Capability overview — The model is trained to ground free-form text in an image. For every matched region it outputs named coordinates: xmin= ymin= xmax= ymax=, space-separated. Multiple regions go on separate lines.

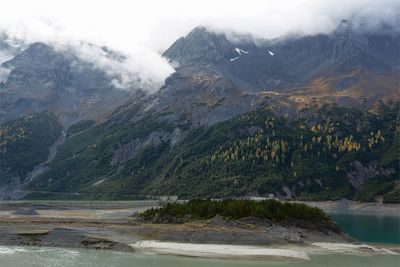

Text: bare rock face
xmin=110 ymin=128 xmax=187 ymax=166
xmin=347 ymin=160 xmax=396 ymax=189
xmin=0 ymin=42 xmax=133 ymax=124
xmin=163 ymin=23 xmax=400 ymax=102
xmin=347 ymin=160 xmax=378 ymax=189
xmin=163 ymin=26 xmax=236 ymax=66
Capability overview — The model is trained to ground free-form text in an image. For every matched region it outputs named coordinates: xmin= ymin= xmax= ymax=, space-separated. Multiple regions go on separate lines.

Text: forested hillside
xmin=0 ymin=112 xmax=62 ymax=185
xmin=26 ymin=103 xmax=399 ymax=202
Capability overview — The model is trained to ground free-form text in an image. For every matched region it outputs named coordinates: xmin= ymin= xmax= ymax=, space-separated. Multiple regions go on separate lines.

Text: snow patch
xmin=312 ymin=242 xmax=398 ymax=255
xmin=235 ymin=48 xmax=249 ymax=56
xmin=0 ymin=50 xmax=15 ymax=82
xmin=92 ymin=179 xmax=106 ymax=186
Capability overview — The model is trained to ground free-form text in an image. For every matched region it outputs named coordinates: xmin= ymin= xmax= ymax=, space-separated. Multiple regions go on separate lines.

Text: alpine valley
xmin=0 ymin=21 xmax=399 ymax=202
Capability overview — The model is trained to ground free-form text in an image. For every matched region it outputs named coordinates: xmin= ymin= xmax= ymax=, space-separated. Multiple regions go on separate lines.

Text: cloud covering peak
xmin=1 ymin=0 xmax=399 ymax=90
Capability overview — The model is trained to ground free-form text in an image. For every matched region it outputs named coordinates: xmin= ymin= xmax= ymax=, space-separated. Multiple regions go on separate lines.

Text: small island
xmin=130 ymin=199 xmax=355 ymax=259
xmin=139 ymin=199 xmax=345 ymax=243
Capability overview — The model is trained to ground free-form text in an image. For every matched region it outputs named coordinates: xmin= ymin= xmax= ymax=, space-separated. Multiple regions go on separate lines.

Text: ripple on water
xmin=0 ymin=246 xmax=399 ymax=267
xmin=0 ymin=246 xmax=29 ymax=255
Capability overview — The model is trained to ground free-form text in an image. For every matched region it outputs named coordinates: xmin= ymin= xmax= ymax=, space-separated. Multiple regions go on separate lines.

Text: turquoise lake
xmin=0 ymin=246 xmax=400 ymax=267
xmin=329 ymin=212 xmax=400 ymax=244
xmin=0 ymin=245 xmax=399 ymax=267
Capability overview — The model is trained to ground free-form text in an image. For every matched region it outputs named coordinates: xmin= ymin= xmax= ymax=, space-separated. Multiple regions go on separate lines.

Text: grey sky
xmin=1 ymin=0 xmax=398 ymax=90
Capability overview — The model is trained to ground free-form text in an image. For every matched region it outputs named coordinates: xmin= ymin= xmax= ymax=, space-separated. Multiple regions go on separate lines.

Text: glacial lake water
xmin=0 ymin=245 xmax=399 ymax=267
xmin=329 ymin=212 xmax=400 ymax=244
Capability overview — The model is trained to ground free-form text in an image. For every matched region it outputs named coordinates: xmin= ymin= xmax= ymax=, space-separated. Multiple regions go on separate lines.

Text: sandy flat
xmin=311 ymin=242 xmax=398 ymax=255
xmin=131 ymin=241 xmax=399 ymax=260
xmin=130 ymin=241 xmax=311 ymax=260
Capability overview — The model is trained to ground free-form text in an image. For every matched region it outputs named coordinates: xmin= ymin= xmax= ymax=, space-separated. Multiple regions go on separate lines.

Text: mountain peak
xmin=335 ymin=20 xmax=353 ymax=33
xmin=3 ymin=42 xmax=65 ymax=69
xmin=186 ymin=26 xmax=210 ymax=37
xmin=163 ymin=26 xmax=234 ymax=66
xmin=331 ymin=20 xmax=360 ymax=40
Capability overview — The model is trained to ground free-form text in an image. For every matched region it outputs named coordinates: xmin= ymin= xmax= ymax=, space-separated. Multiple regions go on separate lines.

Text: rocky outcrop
xmin=0 ymin=42 xmax=133 ymax=124
xmin=347 ymin=160 xmax=396 ymax=189
xmin=138 ymin=217 xmax=351 ymax=245
xmin=110 ymin=128 xmax=187 ymax=166
xmin=163 ymin=26 xmax=236 ymax=66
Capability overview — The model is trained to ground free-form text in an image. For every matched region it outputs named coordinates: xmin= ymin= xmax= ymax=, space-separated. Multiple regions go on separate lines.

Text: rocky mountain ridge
xmin=0 ymin=42 xmax=138 ymax=126
xmin=0 ymin=21 xmax=399 ymax=200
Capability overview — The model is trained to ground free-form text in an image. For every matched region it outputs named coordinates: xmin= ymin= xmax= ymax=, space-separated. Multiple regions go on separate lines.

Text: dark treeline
xmin=141 ymin=199 xmax=329 ymax=222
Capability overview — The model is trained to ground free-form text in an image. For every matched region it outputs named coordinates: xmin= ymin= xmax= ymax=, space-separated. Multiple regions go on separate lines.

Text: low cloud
xmin=61 ymin=43 xmax=174 ymax=92
xmin=0 ymin=51 xmax=14 ymax=64
xmin=0 ymin=66 xmax=11 ymax=83
xmin=0 ymin=50 xmax=16 ymax=83
xmin=0 ymin=0 xmax=398 ymax=90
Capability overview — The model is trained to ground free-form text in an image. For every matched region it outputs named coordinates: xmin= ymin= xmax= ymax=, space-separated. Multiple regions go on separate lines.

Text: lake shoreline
xmin=0 ymin=200 xmax=398 ymax=260
xmin=298 ymin=201 xmax=400 ymax=216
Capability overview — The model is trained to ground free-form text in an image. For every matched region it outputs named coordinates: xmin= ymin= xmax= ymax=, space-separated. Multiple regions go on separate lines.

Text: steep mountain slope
xmin=24 ymin=102 xmax=190 ymax=198
xmin=0 ymin=112 xmax=62 ymax=199
xmin=2 ymin=21 xmax=399 ymax=201
xmin=0 ymin=42 xmax=135 ymax=125
xmin=143 ymin=21 xmax=399 ymax=133
xmin=0 ymin=41 xmax=145 ymax=199
xmin=26 ymin=103 xmax=399 ymax=202
xmin=164 ymin=21 xmax=399 ymax=102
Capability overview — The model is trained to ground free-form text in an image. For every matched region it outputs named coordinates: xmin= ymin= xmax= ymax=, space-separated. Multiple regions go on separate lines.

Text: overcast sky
xmin=1 ymin=0 xmax=399 ymax=90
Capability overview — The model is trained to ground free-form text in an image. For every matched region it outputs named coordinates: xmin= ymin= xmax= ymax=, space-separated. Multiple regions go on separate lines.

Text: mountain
xmin=24 ymin=102 xmax=399 ymax=202
xmin=0 ymin=41 xmax=144 ymax=198
xmin=152 ymin=21 xmax=399 ymax=127
xmin=0 ymin=112 xmax=62 ymax=199
xmin=165 ymin=21 xmax=399 ymax=92
xmin=0 ymin=21 xmax=399 ymax=201
xmin=0 ymin=42 xmax=136 ymax=125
